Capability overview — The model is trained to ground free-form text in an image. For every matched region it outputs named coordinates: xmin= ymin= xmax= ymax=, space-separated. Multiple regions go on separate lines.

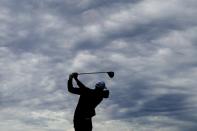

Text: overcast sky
xmin=1 ymin=0 xmax=197 ymax=131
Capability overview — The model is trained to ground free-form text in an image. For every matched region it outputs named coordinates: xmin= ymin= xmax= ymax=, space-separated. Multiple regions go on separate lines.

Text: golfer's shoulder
xmin=102 ymin=90 xmax=109 ymax=98
xmin=81 ymin=86 xmax=93 ymax=93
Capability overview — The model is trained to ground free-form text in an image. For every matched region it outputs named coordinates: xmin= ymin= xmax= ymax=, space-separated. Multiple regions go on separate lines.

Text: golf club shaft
xmin=78 ymin=72 xmax=108 ymax=75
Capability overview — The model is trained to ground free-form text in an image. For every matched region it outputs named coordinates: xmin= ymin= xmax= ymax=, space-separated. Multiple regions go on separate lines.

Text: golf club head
xmin=107 ymin=71 xmax=114 ymax=78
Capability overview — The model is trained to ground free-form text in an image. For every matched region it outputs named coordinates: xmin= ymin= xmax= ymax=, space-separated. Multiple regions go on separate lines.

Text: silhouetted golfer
xmin=68 ymin=72 xmax=109 ymax=131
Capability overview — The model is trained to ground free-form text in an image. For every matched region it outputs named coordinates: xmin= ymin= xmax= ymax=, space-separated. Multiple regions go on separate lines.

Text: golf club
xmin=78 ymin=71 xmax=114 ymax=78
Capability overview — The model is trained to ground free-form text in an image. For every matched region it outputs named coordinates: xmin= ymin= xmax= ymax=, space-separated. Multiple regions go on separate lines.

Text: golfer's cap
xmin=95 ymin=81 xmax=106 ymax=89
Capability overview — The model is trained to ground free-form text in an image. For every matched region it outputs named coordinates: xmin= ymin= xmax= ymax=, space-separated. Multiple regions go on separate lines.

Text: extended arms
xmin=67 ymin=73 xmax=88 ymax=94
xmin=67 ymin=73 xmax=80 ymax=94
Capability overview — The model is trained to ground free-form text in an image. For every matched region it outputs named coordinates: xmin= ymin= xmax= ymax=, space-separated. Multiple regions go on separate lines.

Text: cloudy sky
xmin=1 ymin=0 xmax=197 ymax=131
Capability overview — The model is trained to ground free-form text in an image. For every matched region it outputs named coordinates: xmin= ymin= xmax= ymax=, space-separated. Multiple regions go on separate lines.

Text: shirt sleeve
xmin=67 ymin=78 xmax=81 ymax=95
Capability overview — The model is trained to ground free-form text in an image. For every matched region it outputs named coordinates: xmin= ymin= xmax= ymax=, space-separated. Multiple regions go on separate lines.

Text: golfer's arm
xmin=67 ymin=78 xmax=80 ymax=94
xmin=74 ymin=78 xmax=87 ymax=89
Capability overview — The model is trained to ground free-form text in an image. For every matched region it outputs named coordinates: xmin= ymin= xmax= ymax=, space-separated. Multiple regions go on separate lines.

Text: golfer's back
xmin=74 ymin=88 xmax=109 ymax=119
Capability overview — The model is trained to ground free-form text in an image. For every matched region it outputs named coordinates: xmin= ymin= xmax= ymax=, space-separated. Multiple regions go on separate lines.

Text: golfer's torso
xmin=74 ymin=91 xmax=103 ymax=118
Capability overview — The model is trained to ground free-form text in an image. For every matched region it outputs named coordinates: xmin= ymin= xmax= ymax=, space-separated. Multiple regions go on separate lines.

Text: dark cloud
xmin=1 ymin=0 xmax=197 ymax=130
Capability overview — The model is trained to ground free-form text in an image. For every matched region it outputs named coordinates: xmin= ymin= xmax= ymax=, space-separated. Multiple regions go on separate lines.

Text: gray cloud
xmin=1 ymin=0 xmax=197 ymax=131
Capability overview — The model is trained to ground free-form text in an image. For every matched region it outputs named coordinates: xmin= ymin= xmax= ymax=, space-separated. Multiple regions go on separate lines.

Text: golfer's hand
xmin=72 ymin=72 xmax=78 ymax=79
xmin=69 ymin=74 xmax=73 ymax=79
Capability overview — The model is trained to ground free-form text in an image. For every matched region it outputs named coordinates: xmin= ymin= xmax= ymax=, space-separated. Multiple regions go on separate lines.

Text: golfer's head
xmin=95 ymin=81 xmax=106 ymax=90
